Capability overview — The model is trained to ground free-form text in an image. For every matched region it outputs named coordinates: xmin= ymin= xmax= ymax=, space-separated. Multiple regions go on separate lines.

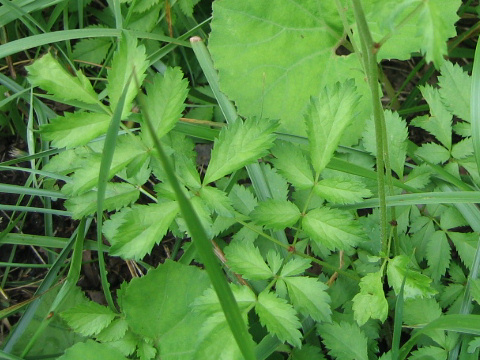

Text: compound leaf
xmin=352 ymin=271 xmax=388 ymax=326
xmin=426 ymin=231 xmax=451 ymax=283
xmin=61 ymin=301 xmax=117 ymax=337
xmin=250 ymin=199 xmax=301 ymax=230
xmin=318 ymin=321 xmax=368 ymax=360
xmin=314 ymin=177 xmax=372 ymax=205
xmin=224 ymin=241 xmax=273 ymax=280
xmin=271 ymin=142 xmax=314 ymax=190
xmin=283 ymin=276 xmax=332 ymax=323
xmin=414 ymin=142 xmax=450 ymax=164
xmin=203 ymin=117 xmax=278 ymax=184
xmin=27 ymin=52 xmax=99 ymax=105
xmin=302 ymin=207 xmax=367 ymax=251
xmin=106 ymin=201 xmax=179 ymax=260
xmin=438 ymin=61 xmax=471 ymax=122
xmin=107 ymin=33 xmax=148 ymax=119
xmin=305 ymin=80 xmax=360 ymax=175
xmin=255 ymin=291 xmax=302 ymax=348
xmin=280 ymin=257 xmax=312 ymax=277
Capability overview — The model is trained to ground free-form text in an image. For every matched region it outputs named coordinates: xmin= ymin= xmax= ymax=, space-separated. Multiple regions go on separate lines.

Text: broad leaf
xmin=61 ymin=301 xmax=117 ymax=337
xmin=72 ymin=37 xmax=112 ymax=67
xmin=106 ymin=201 xmax=179 ymax=260
xmin=193 ymin=284 xmax=256 ymax=316
xmin=199 ymin=186 xmax=235 ymax=217
xmin=280 ymin=257 xmax=312 ymax=277
xmin=451 ymin=138 xmax=473 ymax=160
xmin=426 ymin=231 xmax=451 ymax=282
xmin=224 ymin=241 xmax=273 ymax=280
xmin=449 ymin=232 xmax=479 ymax=270
xmin=314 ymin=177 xmax=372 ymax=205
xmin=283 ymin=276 xmax=332 ymax=323
xmin=95 ymin=318 xmax=129 ymax=342
xmin=414 ymin=142 xmax=450 ymax=164
xmin=40 ymin=112 xmax=111 ymax=149
xmin=403 ymin=297 xmax=444 ymax=346
xmin=438 ymin=61 xmax=471 ymax=122
xmin=271 ymin=142 xmax=314 ymax=190
xmin=352 ymin=271 xmax=388 ymax=326
xmin=262 ymin=163 xmax=289 ymax=201
xmin=250 ymin=199 xmax=301 ymax=230
xmin=65 ymin=182 xmax=139 ymax=219
xmin=203 ymin=117 xmax=278 ymax=184
xmin=305 ymin=80 xmax=360 ymax=175
xmin=387 ymin=255 xmax=436 ymax=299
xmin=27 ymin=52 xmax=99 ymax=105
xmin=142 ymin=67 xmax=189 ymax=146
xmin=318 ymin=321 xmax=368 ymax=360
xmin=229 ymin=184 xmax=258 ymax=215
xmin=107 ymin=33 xmax=148 ymax=119
xmin=121 ymin=261 xmax=211 ymax=359
xmin=255 ymin=291 xmax=302 ymax=347
xmin=58 ymin=340 xmax=128 ymax=360
xmin=302 ymin=207 xmax=367 ymax=251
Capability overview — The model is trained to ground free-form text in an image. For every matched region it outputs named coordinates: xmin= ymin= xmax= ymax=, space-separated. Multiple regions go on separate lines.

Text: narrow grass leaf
xmin=203 ymin=117 xmax=278 ymax=184
xmin=27 ymin=52 xmax=99 ymax=105
xmin=305 ymin=80 xmax=360 ymax=175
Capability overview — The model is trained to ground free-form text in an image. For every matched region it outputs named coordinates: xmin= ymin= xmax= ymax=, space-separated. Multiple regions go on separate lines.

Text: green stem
xmin=351 ymin=0 xmax=388 ymax=254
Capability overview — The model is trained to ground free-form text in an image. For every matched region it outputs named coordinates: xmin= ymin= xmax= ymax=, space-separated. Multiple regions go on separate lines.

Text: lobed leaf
xmin=414 ymin=142 xmax=450 ymax=164
xmin=318 ymin=321 xmax=368 ymax=360
xmin=250 ymin=199 xmax=301 ymax=230
xmin=61 ymin=301 xmax=117 ymax=337
xmin=352 ymin=271 xmax=388 ymax=326
xmin=224 ymin=241 xmax=273 ymax=280
xmin=271 ymin=142 xmax=314 ymax=190
xmin=314 ymin=177 xmax=372 ymax=205
xmin=203 ymin=117 xmax=278 ymax=184
xmin=438 ymin=61 xmax=471 ymax=122
xmin=280 ymin=257 xmax=312 ymax=277
xmin=57 ymin=340 xmax=128 ymax=360
xmin=426 ymin=231 xmax=451 ymax=283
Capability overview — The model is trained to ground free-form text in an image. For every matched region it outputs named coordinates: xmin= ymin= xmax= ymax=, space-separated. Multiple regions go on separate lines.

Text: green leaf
xmin=404 ymin=164 xmax=431 ymax=189
xmin=121 ymin=261 xmax=211 ymax=359
xmin=413 ymin=86 xmax=452 ymax=149
xmin=224 ymin=241 xmax=273 ymax=280
xmin=314 ymin=177 xmax=372 ymax=205
xmin=250 ymin=199 xmax=301 ymax=230
xmin=409 ymin=346 xmax=447 ymax=360
xmin=27 ymin=52 xmax=99 ymax=105
xmin=261 ymin=163 xmax=289 ymax=201
xmin=107 ymin=32 xmax=148 ymax=119
xmin=302 ymin=207 xmax=367 ymax=251
xmin=58 ymin=340 xmax=128 ymax=360
xmin=403 ymin=297 xmax=444 ymax=347
xmin=438 ymin=61 xmax=471 ymax=122
xmin=199 ymin=186 xmax=235 ymax=217
xmin=449 ymin=232 xmax=479 ymax=270
xmin=137 ymin=341 xmax=156 ymax=360
xmin=451 ymin=137 xmax=473 ymax=160
xmin=40 ymin=112 xmax=111 ymax=149
xmin=471 ymin=279 xmax=480 ymax=305
xmin=95 ymin=318 xmax=129 ymax=342
xmin=363 ymin=110 xmax=408 ymax=177
xmin=229 ymin=184 xmax=258 ymax=215
xmin=193 ymin=284 xmax=256 ymax=316
xmin=132 ymin=0 xmax=160 ymax=13
xmin=305 ymin=80 xmax=361 ymax=175
xmin=467 ymin=337 xmax=480 ymax=353
xmin=283 ymin=276 xmax=332 ymax=323
xmin=142 ymin=67 xmax=189 ymax=145
xmin=61 ymin=301 xmax=117 ymax=337
xmin=255 ymin=291 xmax=302 ymax=347
xmin=318 ymin=321 xmax=368 ymax=360
xmin=426 ymin=231 xmax=451 ymax=282
xmin=352 ymin=271 xmax=388 ymax=326
xmin=65 ymin=182 xmax=140 ymax=220
xmin=280 ymin=257 xmax=312 ymax=277
xmin=271 ymin=142 xmax=314 ymax=190
xmin=203 ymin=117 xmax=278 ymax=184
xmin=266 ymin=250 xmax=283 ymax=275
xmin=106 ymin=201 xmax=179 ymax=260
xmin=291 ymin=345 xmax=326 ymax=360
xmin=417 ymin=0 xmax=461 ymax=68
xmin=72 ymin=37 xmax=112 ymax=67
xmin=415 ymin=142 xmax=450 ymax=164
xmin=178 ymin=0 xmax=201 ymax=17
xmin=387 ymin=255 xmax=436 ymax=299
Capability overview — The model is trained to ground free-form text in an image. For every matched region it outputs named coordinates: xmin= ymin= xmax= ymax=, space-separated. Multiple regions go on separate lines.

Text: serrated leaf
xmin=224 ymin=241 xmax=273 ymax=280
xmin=403 ymin=297 xmax=444 ymax=347
xmin=178 ymin=0 xmax=201 ymax=17
xmin=40 ymin=112 xmax=110 ymax=149
xmin=271 ymin=142 xmax=314 ymax=190
xmin=280 ymin=257 xmax=312 ymax=277
xmin=283 ymin=276 xmax=331 ymax=323
xmin=250 ymin=199 xmax=301 ymax=230
xmin=266 ymin=250 xmax=282 ymax=275
xmin=363 ymin=110 xmax=408 ymax=177
xmin=107 ymin=33 xmax=148 ymax=119
xmin=414 ymin=142 xmax=450 ymax=164
xmin=449 ymin=232 xmax=478 ymax=270
xmin=199 ymin=186 xmax=235 ymax=217
xmin=318 ymin=321 xmax=368 ymax=360
xmin=106 ymin=201 xmax=179 ymax=260
xmin=438 ymin=61 xmax=471 ymax=122
xmin=72 ymin=37 xmax=112 ymax=66
xmin=417 ymin=0 xmax=461 ymax=68
xmin=122 ymin=261 xmax=210 ymax=358
xmin=352 ymin=271 xmax=388 ymax=326
xmin=471 ymin=279 xmax=480 ymax=305
xmin=142 ymin=67 xmax=188 ymax=146
xmin=404 ymin=164 xmax=431 ymax=189
xmin=413 ymin=86 xmax=452 ymax=149
xmin=65 ymin=182 xmax=140 ymax=219
xmin=451 ymin=137 xmax=473 ymax=160
xmin=387 ymin=255 xmax=436 ymax=299
xmin=193 ymin=284 xmax=256 ymax=316
xmin=203 ymin=117 xmax=278 ymax=184
xmin=137 ymin=341 xmax=156 ymax=360
xmin=61 ymin=302 xmax=117 ymax=336
xmin=27 ymin=52 xmax=99 ymax=105
xmin=229 ymin=184 xmax=258 ymax=215
xmin=426 ymin=231 xmax=451 ymax=282
xmin=57 ymin=340 xmax=128 ymax=360
xmin=291 ymin=345 xmax=326 ymax=360
xmin=255 ymin=291 xmax=302 ymax=347
xmin=95 ymin=318 xmax=129 ymax=342
xmin=132 ymin=0 xmax=161 ymax=13
xmin=305 ymin=80 xmax=360 ymax=175
xmin=302 ymin=207 xmax=367 ymax=251
xmin=314 ymin=177 xmax=372 ymax=204
xmin=409 ymin=346 xmax=447 ymax=360
xmin=468 ymin=337 xmax=480 ymax=353
xmin=261 ymin=163 xmax=289 ymax=201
